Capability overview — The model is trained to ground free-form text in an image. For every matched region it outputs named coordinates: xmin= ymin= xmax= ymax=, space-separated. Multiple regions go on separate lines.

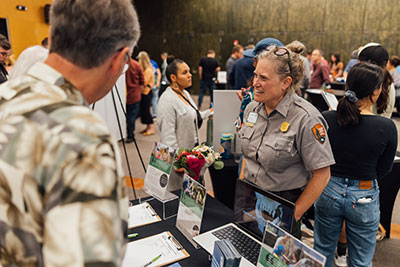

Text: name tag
xmin=245 ymin=112 xmax=258 ymax=127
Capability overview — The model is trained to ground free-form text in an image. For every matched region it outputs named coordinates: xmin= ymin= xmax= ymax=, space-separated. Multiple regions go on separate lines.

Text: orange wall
xmin=0 ymin=0 xmax=51 ymax=57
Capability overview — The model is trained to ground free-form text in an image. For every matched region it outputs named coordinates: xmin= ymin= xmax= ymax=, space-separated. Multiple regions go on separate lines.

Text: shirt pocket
xmin=261 ymin=137 xmax=297 ymax=173
xmin=239 ymin=126 xmax=255 ymax=156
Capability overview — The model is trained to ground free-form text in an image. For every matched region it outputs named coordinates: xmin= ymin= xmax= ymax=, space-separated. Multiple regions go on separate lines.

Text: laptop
xmin=193 ymin=179 xmax=295 ymax=267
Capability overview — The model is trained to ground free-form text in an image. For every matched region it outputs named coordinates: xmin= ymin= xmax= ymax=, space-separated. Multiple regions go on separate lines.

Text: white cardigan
xmin=157 ymin=87 xmax=211 ymax=149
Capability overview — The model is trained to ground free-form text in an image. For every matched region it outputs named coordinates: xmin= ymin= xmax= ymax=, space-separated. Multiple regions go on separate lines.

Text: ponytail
xmin=336 ymin=89 xmax=362 ymax=127
xmin=375 ymin=67 xmax=393 ymax=114
xmin=336 ymin=62 xmax=383 ymax=127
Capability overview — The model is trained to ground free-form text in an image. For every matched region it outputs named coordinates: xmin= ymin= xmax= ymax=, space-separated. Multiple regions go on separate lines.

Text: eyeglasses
xmin=0 ymin=52 xmax=9 ymax=57
xmin=265 ymin=44 xmax=293 ymax=76
xmin=117 ymin=47 xmax=130 ymax=63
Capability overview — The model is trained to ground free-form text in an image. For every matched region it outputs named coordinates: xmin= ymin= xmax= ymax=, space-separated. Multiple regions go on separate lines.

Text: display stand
xmin=143 ymin=142 xmax=181 ymax=220
xmin=144 ymin=190 xmax=179 ymax=220
xmin=134 ymin=191 xmax=179 ymax=221
xmin=176 ymin=173 xmax=207 ymax=248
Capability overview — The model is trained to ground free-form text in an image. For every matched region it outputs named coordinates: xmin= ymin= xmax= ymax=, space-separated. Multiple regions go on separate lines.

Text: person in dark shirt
xmin=125 ymin=57 xmax=144 ymax=143
xmin=198 ymin=49 xmax=220 ymax=108
xmin=229 ymin=38 xmax=283 ymax=90
xmin=314 ymin=62 xmax=397 ymax=267
xmin=226 ymin=44 xmax=243 ymax=77
xmin=228 ymin=56 xmax=254 ymax=90
xmin=0 ymin=36 xmax=11 ymax=84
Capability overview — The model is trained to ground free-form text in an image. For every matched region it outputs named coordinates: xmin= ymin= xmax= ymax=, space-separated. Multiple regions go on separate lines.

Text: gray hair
xmin=9 ymin=45 xmax=48 ymax=80
xmin=257 ymin=41 xmax=306 ymax=91
xmin=49 ymin=0 xmax=140 ymax=69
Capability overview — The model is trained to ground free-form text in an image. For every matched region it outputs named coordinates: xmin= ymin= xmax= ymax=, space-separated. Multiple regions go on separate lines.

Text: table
xmin=329 ymin=81 xmax=345 ymax=90
xmin=129 ymin=192 xmax=233 ymax=266
xmin=305 ymin=88 xmax=344 ymax=112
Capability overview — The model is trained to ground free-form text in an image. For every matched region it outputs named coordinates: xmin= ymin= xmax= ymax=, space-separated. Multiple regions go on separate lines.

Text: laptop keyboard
xmin=212 ymin=225 xmax=261 ymax=265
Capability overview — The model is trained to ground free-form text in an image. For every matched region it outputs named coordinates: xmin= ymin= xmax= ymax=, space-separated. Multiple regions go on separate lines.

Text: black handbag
xmin=174 ymin=90 xmax=203 ymax=129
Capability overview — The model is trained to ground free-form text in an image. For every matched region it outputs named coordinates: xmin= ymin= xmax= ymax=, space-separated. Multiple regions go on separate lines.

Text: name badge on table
xmin=245 ymin=112 xmax=258 ymax=127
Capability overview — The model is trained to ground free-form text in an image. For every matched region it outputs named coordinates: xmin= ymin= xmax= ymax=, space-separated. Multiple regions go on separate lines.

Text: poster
xmin=257 ymin=221 xmax=326 ymax=267
xmin=144 ymin=142 xmax=177 ymax=201
xmin=176 ymin=173 xmax=207 ymax=248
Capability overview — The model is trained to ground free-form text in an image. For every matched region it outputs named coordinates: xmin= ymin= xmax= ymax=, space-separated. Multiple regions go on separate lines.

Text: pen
xmin=142 ymin=253 xmax=162 ymax=267
xmin=128 ymin=233 xmax=138 ymax=238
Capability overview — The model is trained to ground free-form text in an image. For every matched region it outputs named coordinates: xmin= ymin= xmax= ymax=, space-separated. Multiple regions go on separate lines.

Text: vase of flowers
xmin=173 ymin=145 xmax=224 ymax=185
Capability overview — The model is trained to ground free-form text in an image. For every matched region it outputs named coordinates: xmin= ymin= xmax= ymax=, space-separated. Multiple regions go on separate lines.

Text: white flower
xmin=205 ymin=154 xmax=215 ymax=164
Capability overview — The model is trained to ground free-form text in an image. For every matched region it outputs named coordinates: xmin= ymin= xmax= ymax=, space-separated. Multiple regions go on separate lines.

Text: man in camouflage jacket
xmin=0 ymin=0 xmax=140 ymax=266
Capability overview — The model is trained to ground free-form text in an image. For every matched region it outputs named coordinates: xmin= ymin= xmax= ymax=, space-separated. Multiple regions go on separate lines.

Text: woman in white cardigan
xmin=157 ymin=59 xmax=212 ymax=149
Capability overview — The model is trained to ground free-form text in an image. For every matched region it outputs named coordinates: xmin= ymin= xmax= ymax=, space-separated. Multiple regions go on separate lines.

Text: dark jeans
xmin=126 ymin=102 xmax=140 ymax=140
xmin=198 ymin=79 xmax=215 ymax=108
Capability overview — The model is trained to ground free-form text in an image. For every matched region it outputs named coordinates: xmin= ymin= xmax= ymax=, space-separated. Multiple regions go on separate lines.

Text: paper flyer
xmin=144 ymin=142 xmax=177 ymax=201
xmin=176 ymin=173 xmax=207 ymax=248
xmin=257 ymin=221 xmax=326 ymax=267
xmin=128 ymin=202 xmax=161 ymax=228
xmin=121 ymin=231 xmax=189 ymax=267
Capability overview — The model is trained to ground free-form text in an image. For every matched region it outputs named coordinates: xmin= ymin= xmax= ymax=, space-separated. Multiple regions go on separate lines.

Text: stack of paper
xmin=211 ymin=240 xmax=242 ymax=267
xmin=128 ymin=202 xmax=161 ymax=228
xmin=121 ymin=231 xmax=189 ymax=267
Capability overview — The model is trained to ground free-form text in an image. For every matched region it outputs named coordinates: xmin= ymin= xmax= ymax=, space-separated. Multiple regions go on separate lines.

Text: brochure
xmin=211 ymin=239 xmax=242 ymax=267
xmin=144 ymin=142 xmax=177 ymax=201
xmin=257 ymin=221 xmax=326 ymax=267
xmin=176 ymin=173 xmax=207 ymax=248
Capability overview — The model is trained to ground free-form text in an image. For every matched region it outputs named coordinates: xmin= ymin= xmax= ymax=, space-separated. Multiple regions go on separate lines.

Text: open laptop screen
xmin=233 ymin=179 xmax=295 ymax=241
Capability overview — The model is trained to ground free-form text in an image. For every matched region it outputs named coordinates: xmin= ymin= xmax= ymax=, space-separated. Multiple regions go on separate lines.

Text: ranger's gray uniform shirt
xmin=239 ymin=91 xmax=335 ymax=192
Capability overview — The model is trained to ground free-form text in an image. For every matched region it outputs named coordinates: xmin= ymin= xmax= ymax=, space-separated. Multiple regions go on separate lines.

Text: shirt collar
xmin=274 ymin=90 xmax=294 ymax=118
xmin=254 ymin=90 xmax=294 ymax=119
xmin=27 ymin=62 xmax=87 ymax=106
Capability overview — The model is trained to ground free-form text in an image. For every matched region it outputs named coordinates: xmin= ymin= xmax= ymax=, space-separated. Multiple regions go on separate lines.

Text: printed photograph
xmin=257 ymin=222 xmax=326 ymax=267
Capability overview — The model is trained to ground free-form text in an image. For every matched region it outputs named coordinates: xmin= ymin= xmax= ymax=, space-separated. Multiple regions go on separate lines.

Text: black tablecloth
xmin=129 ymin=192 xmax=233 ymax=266
xmin=208 ymin=158 xmax=239 ymax=209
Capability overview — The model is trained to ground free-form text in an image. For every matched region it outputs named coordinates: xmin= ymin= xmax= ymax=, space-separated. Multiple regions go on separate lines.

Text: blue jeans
xmin=126 ymin=102 xmax=140 ymax=140
xmin=151 ymin=86 xmax=159 ymax=118
xmin=314 ymin=176 xmax=380 ymax=267
xmin=198 ymin=79 xmax=215 ymax=108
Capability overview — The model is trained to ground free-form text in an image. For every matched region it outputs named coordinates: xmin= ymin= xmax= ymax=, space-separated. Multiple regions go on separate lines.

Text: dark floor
xmin=373 ymin=238 xmax=400 ymax=267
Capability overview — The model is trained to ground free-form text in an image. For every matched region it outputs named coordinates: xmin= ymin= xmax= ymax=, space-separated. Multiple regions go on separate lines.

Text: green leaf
xmin=213 ymin=160 xmax=224 ymax=170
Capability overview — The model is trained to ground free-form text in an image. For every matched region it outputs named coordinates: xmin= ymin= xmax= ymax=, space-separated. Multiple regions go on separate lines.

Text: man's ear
xmin=109 ymin=47 xmax=130 ymax=76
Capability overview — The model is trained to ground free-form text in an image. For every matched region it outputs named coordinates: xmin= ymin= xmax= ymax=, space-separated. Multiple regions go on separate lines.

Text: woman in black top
xmin=314 ymin=62 xmax=397 ymax=267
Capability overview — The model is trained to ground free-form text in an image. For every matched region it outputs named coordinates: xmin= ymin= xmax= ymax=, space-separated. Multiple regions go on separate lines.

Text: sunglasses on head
xmin=265 ymin=44 xmax=293 ymax=76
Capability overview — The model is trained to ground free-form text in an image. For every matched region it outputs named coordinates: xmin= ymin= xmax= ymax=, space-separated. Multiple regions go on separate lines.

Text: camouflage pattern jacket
xmin=0 ymin=62 xmax=128 ymax=267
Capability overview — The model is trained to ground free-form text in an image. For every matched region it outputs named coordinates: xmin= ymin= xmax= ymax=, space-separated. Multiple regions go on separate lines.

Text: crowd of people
xmin=0 ymin=1 xmax=399 ymax=267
